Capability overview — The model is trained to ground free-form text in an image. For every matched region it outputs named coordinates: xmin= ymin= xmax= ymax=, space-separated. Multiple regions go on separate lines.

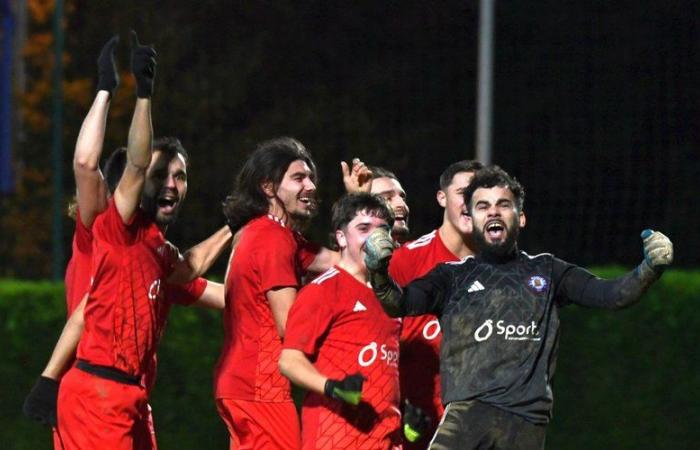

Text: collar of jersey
xmin=266 ymin=214 xmax=287 ymax=228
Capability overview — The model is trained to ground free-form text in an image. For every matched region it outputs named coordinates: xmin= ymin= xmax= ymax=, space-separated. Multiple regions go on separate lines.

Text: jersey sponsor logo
xmin=473 ymin=319 xmax=540 ymax=342
xmin=467 ymin=280 xmax=485 ymax=293
xmin=422 ymin=319 xmax=441 ymax=340
xmin=148 ymin=279 xmax=162 ymax=301
xmin=527 ymin=275 xmax=548 ymax=293
xmin=353 ymin=300 xmax=367 ymax=312
xmin=358 ymin=341 xmax=399 ymax=368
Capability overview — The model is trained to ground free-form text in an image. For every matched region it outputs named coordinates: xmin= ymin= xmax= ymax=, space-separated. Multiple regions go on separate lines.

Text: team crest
xmin=527 ymin=275 xmax=548 ymax=293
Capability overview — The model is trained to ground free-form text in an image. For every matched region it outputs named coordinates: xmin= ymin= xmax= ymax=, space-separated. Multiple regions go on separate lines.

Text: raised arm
xmin=73 ymin=35 xmax=120 ymax=226
xmin=557 ymin=229 xmax=673 ymax=309
xmin=365 ymin=227 xmax=449 ymax=317
xmin=168 ymin=225 xmax=233 ymax=284
xmin=114 ymin=31 xmax=155 ymax=223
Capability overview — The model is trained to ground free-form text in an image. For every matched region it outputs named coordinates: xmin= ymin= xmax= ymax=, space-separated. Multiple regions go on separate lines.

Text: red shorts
xmin=216 ymin=398 xmax=300 ymax=450
xmin=57 ymin=367 xmax=154 ymax=450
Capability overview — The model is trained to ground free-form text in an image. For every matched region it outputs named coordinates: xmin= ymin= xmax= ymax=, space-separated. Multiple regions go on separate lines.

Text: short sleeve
xmin=92 ymin=198 xmax=143 ymax=246
xmin=73 ymin=208 xmax=94 ymax=254
xmin=283 ymin=284 xmax=336 ymax=358
xmin=167 ymin=277 xmax=208 ymax=306
xmin=256 ymin=228 xmax=301 ymax=292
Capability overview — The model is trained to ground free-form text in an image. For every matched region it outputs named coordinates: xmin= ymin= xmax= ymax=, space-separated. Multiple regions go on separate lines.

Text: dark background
xmin=2 ymin=0 xmax=697 ymax=277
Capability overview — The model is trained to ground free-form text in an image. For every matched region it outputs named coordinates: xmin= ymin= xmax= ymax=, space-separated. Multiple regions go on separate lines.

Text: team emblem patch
xmin=527 ymin=275 xmax=548 ymax=293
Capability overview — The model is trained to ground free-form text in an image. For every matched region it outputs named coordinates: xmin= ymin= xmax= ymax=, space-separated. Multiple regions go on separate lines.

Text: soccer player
xmin=216 ymin=138 xmax=367 ymax=449
xmin=279 ymin=192 xmax=402 ymax=449
xmin=51 ymin=31 xmax=224 ymax=450
xmin=369 ymin=166 xmax=410 ymax=244
xmin=364 ymin=166 xmax=673 ymax=449
xmin=387 ymin=160 xmax=482 ymax=448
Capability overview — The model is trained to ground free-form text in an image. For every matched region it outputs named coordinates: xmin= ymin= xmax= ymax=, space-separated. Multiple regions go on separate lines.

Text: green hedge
xmin=2 ymin=269 xmax=698 ymax=449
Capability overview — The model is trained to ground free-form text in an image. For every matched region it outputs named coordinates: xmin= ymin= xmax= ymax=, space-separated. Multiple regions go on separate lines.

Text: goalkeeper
xmin=280 ymin=193 xmax=402 ymax=449
xmin=364 ymin=166 xmax=673 ymax=450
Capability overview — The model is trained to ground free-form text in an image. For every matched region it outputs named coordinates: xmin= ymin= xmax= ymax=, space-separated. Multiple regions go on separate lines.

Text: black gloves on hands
xmin=403 ymin=400 xmax=431 ymax=443
xmin=324 ymin=373 xmax=365 ymax=405
xmin=23 ymin=376 xmax=59 ymax=427
xmin=96 ymin=35 xmax=120 ymax=97
xmin=130 ymin=30 xmax=156 ymax=98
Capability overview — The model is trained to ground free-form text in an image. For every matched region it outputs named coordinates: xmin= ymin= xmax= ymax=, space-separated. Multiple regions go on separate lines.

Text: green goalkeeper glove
xmin=363 ymin=226 xmax=394 ymax=272
xmin=324 ymin=373 xmax=365 ymax=405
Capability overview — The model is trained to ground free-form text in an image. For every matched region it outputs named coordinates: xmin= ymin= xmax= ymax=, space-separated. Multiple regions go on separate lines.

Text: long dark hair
xmin=222 ymin=137 xmax=316 ymax=232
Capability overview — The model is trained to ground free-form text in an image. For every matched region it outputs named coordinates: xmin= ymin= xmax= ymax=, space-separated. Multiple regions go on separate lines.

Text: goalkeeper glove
xmin=403 ymin=400 xmax=431 ymax=443
xmin=640 ymin=229 xmax=673 ymax=273
xmin=324 ymin=373 xmax=365 ymax=405
xmin=363 ymin=226 xmax=394 ymax=272
xmin=23 ymin=376 xmax=59 ymax=427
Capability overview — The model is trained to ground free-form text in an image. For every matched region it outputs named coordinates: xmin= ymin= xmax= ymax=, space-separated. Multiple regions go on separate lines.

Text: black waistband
xmin=76 ymin=360 xmax=141 ymax=386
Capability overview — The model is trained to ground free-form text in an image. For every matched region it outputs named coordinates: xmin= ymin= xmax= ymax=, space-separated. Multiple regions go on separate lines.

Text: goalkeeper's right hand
xmin=403 ymin=400 xmax=431 ymax=443
xmin=363 ymin=226 xmax=394 ymax=272
xmin=324 ymin=373 xmax=365 ymax=405
xmin=23 ymin=376 xmax=59 ymax=427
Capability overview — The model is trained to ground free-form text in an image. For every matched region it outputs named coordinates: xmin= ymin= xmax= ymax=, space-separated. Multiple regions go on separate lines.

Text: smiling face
xmin=468 ymin=185 xmax=525 ymax=257
xmin=336 ymin=209 xmax=390 ymax=269
xmin=142 ymin=150 xmax=188 ymax=227
xmin=271 ymin=159 xmax=317 ymax=225
xmin=370 ymin=176 xmax=409 ymax=242
xmin=438 ymin=171 xmax=476 ymax=237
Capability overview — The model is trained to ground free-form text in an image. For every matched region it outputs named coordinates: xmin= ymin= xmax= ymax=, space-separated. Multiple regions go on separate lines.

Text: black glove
xmin=96 ymin=34 xmax=119 ymax=96
xmin=22 ymin=376 xmax=59 ymax=427
xmin=403 ymin=399 xmax=431 ymax=443
xmin=129 ymin=30 xmax=156 ymax=98
xmin=324 ymin=373 xmax=365 ymax=405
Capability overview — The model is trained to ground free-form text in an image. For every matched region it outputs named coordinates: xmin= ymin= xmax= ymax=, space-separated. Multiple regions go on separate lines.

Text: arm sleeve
xmin=399 ymin=263 xmax=452 ymax=316
xmin=166 ymin=277 xmax=208 ymax=306
xmin=553 ymin=257 xmax=658 ymax=310
xmin=73 ymin=208 xmax=94 ymax=254
xmin=283 ymin=285 xmax=336 ymax=358
xmin=92 ymin=198 xmax=141 ymax=246
xmin=257 ymin=229 xmax=301 ymax=292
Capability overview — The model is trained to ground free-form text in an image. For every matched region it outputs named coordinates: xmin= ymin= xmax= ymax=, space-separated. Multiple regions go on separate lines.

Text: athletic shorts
xmin=216 ymin=398 xmax=301 ymax=450
xmin=57 ymin=367 xmax=153 ymax=450
xmin=428 ymin=400 xmax=546 ymax=450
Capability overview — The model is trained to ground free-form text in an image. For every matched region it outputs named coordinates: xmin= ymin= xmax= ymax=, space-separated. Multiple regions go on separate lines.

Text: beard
xmin=472 ymin=219 xmax=519 ymax=261
xmin=391 ymin=222 xmax=410 ymax=244
xmin=142 ymin=192 xmax=181 ymax=227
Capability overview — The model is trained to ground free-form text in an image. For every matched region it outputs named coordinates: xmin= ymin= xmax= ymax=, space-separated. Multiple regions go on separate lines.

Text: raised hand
xmin=130 ymin=30 xmax=157 ymax=98
xmin=640 ymin=229 xmax=673 ymax=271
xmin=96 ymin=34 xmax=120 ymax=97
xmin=341 ymin=158 xmax=373 ymax=193
xmin=363 ymin=226 xmax=394 ymax=272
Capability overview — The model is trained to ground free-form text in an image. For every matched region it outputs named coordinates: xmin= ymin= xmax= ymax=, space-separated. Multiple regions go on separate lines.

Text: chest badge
xmin=527 ymin=275 xmax=548 ymax=293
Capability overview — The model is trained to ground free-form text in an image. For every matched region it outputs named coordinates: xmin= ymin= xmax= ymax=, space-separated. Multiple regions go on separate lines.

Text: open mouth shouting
xmin=157 ymin=191 xmax=179 ymax=215
xmin=484 ymin=220 xmax=506 ymax=242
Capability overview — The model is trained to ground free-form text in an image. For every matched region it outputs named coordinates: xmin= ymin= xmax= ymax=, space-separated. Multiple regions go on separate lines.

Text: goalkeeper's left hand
xmin=403 ymin=400 xmax=431 ymax=443
xmin=364 ymin=226 xmax=394 ymax=272
xmin=640 ymin=229 xmax=673 ymax=274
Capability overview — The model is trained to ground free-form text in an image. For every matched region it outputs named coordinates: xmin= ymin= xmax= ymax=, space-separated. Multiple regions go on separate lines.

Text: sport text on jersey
xmin=358 ymin=341 xmax=399 ymax=368
xmin=473 ymin=319 xmax=540 ymax=342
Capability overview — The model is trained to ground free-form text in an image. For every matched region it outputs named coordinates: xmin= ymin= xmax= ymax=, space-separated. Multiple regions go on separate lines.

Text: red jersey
xmin=77 ymin=199 xmax=178 ymax=378
xmin=142 ymin=277 xmax=209 ymax=393
xmin=64 ymin=208 xmax=94 ymax=316
xmin=284 ymin=266 xmax=402 ymax=450
xmin=388 ymin=229 xmax=459 ymax=436
xmin=214 ymin=214 xmax=318 ymax=402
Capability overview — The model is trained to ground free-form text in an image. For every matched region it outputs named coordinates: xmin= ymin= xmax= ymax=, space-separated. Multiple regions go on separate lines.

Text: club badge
xmin=527 ymin=275 xmax=548 ymax=293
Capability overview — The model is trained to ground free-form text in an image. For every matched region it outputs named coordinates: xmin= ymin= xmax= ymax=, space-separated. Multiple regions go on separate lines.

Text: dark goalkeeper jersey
xmin=399 ymin=250 xmax=646 ymax=424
